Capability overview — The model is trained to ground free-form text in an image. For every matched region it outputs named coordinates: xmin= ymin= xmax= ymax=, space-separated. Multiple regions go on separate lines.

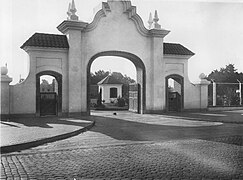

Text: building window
xmin=110 ymin=88 xmax=117 ymax=98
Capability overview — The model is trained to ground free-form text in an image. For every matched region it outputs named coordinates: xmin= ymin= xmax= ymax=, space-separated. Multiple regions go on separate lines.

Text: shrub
xmin=117 ymin=96 xmax=126 ymax=107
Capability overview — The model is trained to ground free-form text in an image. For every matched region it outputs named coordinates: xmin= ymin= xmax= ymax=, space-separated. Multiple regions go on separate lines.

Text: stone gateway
xmin=1 ymin=0 xmax=210 ymax=118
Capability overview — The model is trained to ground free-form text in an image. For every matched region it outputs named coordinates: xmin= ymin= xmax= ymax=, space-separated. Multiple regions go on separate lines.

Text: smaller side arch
xmin=36 ymin=71 xmax=62 ymax=116
xmin=165 ymin=74 xmax=184 ymax=112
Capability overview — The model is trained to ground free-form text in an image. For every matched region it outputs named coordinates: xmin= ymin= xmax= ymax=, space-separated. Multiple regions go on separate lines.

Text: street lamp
xmin=237 ymin=79 xmax=242 ymax=106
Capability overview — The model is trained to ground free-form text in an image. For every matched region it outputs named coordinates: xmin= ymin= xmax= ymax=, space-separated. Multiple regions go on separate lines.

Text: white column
xmin=200 ymin=81 xmax=211 ymax=109
xmin=213 ymin=81 xmax=216 ymax=106
xmin=199 ymin=73 xmax=210 ymax=109
xmin=237 ymin=80 xmax=242 ymax=106
xmin=1 ymin=66 xmax=13 ymax=118
xmin=58 ymin=20 xmax=88 ymax=115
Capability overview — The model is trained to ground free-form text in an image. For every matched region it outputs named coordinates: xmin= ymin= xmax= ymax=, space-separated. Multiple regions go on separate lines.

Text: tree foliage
xmin=207 ymin=64 xmax=242 ymax=83
xmin=207 ymin=64 xmax=243 ymax=106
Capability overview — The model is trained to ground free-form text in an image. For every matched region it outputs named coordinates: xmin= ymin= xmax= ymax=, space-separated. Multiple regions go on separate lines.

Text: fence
xmin=208 ymin=81 xmax=242 ymax=107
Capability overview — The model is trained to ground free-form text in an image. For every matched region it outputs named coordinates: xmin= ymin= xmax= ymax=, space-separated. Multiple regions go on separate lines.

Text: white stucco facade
xmin=0 ymin=0 xmax=210 ymax=118
xmin=9 ymin=48 xmax=68 ymax=116
xmin=98 ymin=84 xmax=123 ymax=103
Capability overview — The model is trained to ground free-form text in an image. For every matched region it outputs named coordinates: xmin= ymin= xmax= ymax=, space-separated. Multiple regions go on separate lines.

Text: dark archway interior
xmin=87 ymin=51 xmax=146 ymax=115
xmin=166 ymin=74 xmax=184 ymax=112
xmin=36 ymin=71 xmax=62 ymax=116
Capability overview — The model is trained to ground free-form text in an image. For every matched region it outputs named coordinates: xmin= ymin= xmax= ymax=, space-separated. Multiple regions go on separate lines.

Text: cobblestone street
xmin=1 ymin=111 xmax=243 ymax=179
xmin=1 ymin=140 xmax=243 ymax=179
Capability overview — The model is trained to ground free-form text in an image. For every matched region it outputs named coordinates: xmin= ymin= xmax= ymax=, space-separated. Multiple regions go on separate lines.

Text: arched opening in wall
xmin=36 ymin=71 xmax=62 ymax=116
xmin=87 ymin=51 xmax=146 ymax=114
xmin=166 ymin=75 xmax=184 ymax=112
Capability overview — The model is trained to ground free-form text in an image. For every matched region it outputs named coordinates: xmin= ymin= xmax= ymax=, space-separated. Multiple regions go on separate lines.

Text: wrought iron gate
xmin=40 ymin=92 xmax=57 ymax=116
xmin=168 ymin=92 xmax=181 ymax=112
xmin=129 ymin=83 xmax=141 ymax=113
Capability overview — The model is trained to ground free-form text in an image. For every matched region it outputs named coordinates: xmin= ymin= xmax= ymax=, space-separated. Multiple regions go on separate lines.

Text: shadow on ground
xmin=83 ymin=114 xmax=243 ymax=145
xmin=1 ymin=122 xmax=20 ymax=128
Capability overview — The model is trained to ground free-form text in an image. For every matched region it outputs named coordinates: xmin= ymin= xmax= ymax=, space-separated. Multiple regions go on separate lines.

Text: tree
xmin=207 ymin=64 xmax=243 ymax=106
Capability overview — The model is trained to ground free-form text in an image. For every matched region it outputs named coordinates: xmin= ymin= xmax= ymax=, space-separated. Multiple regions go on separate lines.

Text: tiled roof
xmin=164 ymin=43 xmax=194 ymax=56
xmin=98 ymin=75 xmax=123 ymax=85
xmin=21 ymin=33 xmax=194 ymax=56
xmin=20 ymin=33 xmax=69 ymax=49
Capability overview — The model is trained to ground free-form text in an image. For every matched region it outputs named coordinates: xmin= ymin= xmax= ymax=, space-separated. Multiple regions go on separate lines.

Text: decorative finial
xmin=70 ymin=0 xmax=77 ymax=13
xmin=69 ymin=0 xmax=79 ymax=21
xmin=199 ymin=73 xmax=206 ymax=80
xmin=67 ymin=3 xmax=71 ymax=20
xmin=1 ymin=66 xmax=8 ymax=76
xmin=148 ymin=12 xmax=153 ymax=29
xmin=153 ymin=10 xmax=161 ymax=29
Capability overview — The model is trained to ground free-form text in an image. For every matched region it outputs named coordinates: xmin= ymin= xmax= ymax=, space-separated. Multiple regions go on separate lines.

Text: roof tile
xmin=21 ymin=33 xmax=194 ymax=56
xmin=164 ymin=42 xmax=194 ymax=56
xmin=98 ymin=75 xmax=123 ymax=85
xmin=21 ymin=33 xmax=69 ymax=49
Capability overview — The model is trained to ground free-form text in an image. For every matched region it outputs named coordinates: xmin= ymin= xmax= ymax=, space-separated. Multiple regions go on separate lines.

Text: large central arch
xmin=87 ymin=51 xmax=146 ymax=114
xmin=56 ymin=0 xmax=170 ymax=115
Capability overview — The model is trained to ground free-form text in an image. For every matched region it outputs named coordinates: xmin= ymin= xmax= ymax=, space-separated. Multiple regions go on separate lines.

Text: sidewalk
xmin=0 ymin=116 xmax=95 ymax=153
xmin=161 ymin=109 xmax=243 ymax=124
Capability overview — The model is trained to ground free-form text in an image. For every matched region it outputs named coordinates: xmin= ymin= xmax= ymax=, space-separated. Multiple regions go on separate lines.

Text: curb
xmin=1 ymin=121 xmax=95 ymax=154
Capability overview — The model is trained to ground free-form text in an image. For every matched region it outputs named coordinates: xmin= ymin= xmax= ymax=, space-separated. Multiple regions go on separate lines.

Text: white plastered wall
xmin=98 ymin=84 xmax=122 ymax=103
xmin=9 ymin=47 xmax=68 ymax=115
xmin=79 ymin=1 xmax=166 ymax=113
xmin=164 ymin=55 xmax=202 ymax=110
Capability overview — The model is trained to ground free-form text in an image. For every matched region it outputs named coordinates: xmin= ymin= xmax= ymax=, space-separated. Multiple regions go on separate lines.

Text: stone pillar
xmin=57 ymin=20 xmax=88 ymax=115
xmin=148 ymin=34 xmax=164 ymax=112
xmin=144 ymin=10 xmax=170 ymax=113
xmin=198 ymin=73 xmax=210 ymax=110
xmin=1 ymin=66 xmax=13 ymax=119
xmin=146 ymin=28 xmax=169 ymax=113
xmin=136 ymin=67 xmax=143 ymax=114
xmin=57 ymin=0 xmax=89 ymax=115
xmin=237 ymin=80 xmax=242 ymax=106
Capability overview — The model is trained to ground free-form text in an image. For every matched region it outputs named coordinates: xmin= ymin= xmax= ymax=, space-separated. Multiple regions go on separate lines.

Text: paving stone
xmin=2 ymin=111 xmax=243 ymax=179
xmin=2 ymin=140 xmax=243 ymax=179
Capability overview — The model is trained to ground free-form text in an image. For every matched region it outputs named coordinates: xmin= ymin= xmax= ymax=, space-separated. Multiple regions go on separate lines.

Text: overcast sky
xmin=1 ymin=0 xmax=243 ymax=84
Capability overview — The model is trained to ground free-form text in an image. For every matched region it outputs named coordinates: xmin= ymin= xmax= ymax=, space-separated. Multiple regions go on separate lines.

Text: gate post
xmin=58 ymin=11 xmax=88 ymax=116
xmin=146 ymin=11 xmax=170 ymax=113
xmin=199 ymin=73 xmax=210 ymax=110
xmin=1 ymin=66 xmax=12 ymax=119
xmin=212 ymin=81 xmax=216 ymax=106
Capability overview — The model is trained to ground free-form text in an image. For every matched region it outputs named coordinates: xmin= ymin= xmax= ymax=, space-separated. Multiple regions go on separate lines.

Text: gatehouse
xmin=1 ymin=0 xmax=210 ymax=118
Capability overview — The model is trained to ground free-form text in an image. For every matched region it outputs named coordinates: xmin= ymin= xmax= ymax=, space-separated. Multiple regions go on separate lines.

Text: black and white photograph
xmin=1 ymin=0 xmax=243 ymax=179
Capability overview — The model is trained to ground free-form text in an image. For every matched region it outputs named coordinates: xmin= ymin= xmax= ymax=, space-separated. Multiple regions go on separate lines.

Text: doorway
xmin=36 ymin=71 xmax=62 ymax=116
xmin=166 ymin=75 xmax=184 ymax=112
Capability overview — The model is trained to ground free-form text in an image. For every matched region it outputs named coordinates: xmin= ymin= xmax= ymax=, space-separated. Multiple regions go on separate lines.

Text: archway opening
xmin=166 ymin=75 xmax=184 ymax=112
xmin=36 ymin=71 xmax=62 ymax=116
xmin=87 ymin=51 xmax=146 ymax=115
